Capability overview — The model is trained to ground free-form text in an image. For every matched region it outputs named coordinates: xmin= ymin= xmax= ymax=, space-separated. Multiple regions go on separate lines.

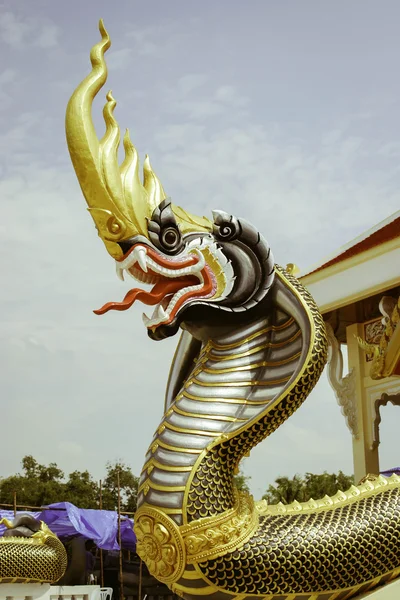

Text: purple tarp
xmin=0 ymin=503 xmax=136 ymax=551
xmin=381 ymin=467 xmax=400 ymax=477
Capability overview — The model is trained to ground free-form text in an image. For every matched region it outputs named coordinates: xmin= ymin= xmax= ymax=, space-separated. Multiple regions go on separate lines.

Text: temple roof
xmin=299 ymin=210 xmax=400 ymax=316
xmin=300 ymin=210 xmax=400 ymax=278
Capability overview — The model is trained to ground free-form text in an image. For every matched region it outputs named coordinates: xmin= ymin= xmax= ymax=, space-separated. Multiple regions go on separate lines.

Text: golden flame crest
xmin=66 ymin=20 xmax=211 ymax=259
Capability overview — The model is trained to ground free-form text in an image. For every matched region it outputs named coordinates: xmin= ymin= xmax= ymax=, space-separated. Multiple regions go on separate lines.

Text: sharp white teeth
xmin=157 ymin=305 xmax=167 ymax=321
xmin=115 ymin=242 xmax=212 ymax=326
xmin=151 ymin=304 xmax=168 ymax=322
xmin=137 ymin=247 xmax=148 ymax=272
xmin=116 ymin=264 xmax=124 ymax=281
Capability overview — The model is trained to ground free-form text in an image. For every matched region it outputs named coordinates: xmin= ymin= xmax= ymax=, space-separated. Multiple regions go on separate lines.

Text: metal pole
xmin=117 ymin=470 xmax=124 ymax=600
xmin=138 ymin=558 xmax=143 ymax=600
xmin=99 ymin=479 xmax=104 ymax=588
xmin=13 ymin=492 xmax=17 ymax=518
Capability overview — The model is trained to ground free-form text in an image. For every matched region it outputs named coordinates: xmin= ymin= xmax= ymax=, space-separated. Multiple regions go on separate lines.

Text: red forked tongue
xmin=93 ymin=276 xmax=198 ymax=315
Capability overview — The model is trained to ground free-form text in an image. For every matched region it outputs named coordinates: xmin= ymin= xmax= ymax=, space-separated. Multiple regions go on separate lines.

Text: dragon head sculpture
xmin=66 ymin=21 xmax=274 ymax=340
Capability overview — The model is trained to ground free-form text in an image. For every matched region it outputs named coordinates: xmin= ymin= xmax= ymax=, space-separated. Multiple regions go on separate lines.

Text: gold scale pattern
xmin=199 ymin=488 xmax=400 ymax=596
xmin=186 ymin=266 xmax=328 ymax=522
xmin=182 ymin=268 xmax=400 ymax=597
xmin=0 ymin=533 xmax=67 ymax=583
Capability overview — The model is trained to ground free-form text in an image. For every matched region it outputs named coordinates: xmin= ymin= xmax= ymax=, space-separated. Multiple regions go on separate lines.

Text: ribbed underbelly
xmin=137 ymin=311 xmax=302 ymax=525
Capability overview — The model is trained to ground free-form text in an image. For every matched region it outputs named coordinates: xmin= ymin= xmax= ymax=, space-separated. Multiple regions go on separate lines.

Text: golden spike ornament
xmin=65 ymin=20 xmax=212 ymax=259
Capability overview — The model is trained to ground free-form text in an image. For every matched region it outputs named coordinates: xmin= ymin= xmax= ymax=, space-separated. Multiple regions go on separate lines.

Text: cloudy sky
xmin=1 ymin=1 xmax=399 ymax=500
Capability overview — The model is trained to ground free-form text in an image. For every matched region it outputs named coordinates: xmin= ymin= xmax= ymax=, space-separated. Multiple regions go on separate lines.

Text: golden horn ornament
xmin=66 ymin=20 xmax=167 ymax=258
xmin=65 ymin=20 xmax=212 ymax=260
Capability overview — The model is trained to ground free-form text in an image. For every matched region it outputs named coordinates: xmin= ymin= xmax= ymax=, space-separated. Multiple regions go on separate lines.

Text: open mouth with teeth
xmin=94 ymin=244 xmax=215 ymax=330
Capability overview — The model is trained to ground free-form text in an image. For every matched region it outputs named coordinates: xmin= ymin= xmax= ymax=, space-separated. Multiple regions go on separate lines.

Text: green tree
xmin=0 ymin=456 xmax=139 ymax=511
xmin=63 ymin=470 xmax=99 ymax=509
xmin=21 ymin=455 xmax=41 ymax=478
xmin=101 ymin=460 xmax=139 ymax=512
xmin=0 ymin=456 xmax=64 ymax=507
xmin=234 ymin=471 xmax=251 ymax=493
xmin=263 ymin=471 xmax=354 ymax=505
xmin=263 ymin=475 xmax=306 ymax=504
xmin=301 ymin=471 xmax=354 ymax=502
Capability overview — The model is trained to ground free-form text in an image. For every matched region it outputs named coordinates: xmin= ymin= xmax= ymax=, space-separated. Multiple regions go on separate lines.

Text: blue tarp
xmin=0 ymin=503 xmax=136 ymax=551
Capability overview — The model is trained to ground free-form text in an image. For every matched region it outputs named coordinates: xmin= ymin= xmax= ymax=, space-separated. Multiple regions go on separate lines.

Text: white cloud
xmin=215 ymin=85 xmax=249 ymax=107
xmin=379 ymin=404 xmax=400 ymax=471
xmin=0 ymin=10 xmax=59 ymax=49
xmin=0 ymin=11 xmax=29 ymax=47
xmin=34 ymin=22 xmax=59 ymax=49
xmin=177 ymin=74 xmax=207 ymax=95
xmin=152 ymin=117 xmax=399 ymax=267
xmin=58 ymin=441 xmax=83 ymax=458
xmin=159 ymin=80 xmax=250 ymax=122
xmin=107 ymin=48 xmax=133 ymax=71
xmin=0 ymin=67 xmax=17 ymax=84
xmin=0 ymin=90 xmax=12 ymax=111
xmin=125 ymin=21 xmax=192 ymax=57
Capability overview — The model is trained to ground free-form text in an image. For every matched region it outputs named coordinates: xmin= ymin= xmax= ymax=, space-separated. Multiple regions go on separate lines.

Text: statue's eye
xmin=219 ymin=224 xmax=235 ymax=238
xmin=161 ymin=227 xmax=180 ymax=250
xmin=148 ymin=199 xmax=183 ymax=254
xmin=214 ymin=220 xmax=239 ymax=241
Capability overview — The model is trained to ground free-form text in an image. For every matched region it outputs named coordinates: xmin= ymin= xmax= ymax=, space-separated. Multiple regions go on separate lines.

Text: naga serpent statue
xmin=64 ymin=21 xmax=400 ymax=600
xmin=0 ymin=515 xmax=67 ymax=583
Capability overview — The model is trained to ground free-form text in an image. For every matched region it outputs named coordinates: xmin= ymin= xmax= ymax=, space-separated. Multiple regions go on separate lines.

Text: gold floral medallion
xmin=134 ymin=507 xmax=186 ymax=584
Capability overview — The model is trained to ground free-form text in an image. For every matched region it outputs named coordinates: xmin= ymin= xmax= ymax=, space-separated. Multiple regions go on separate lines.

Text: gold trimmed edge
xmin=142 ymin=458 xmax=193 ymax=473
xmin=181 ymin=391 xmax=262 ymax=405
xmin=182 ymin=266 xmax=317 ymax=524
xmin=138 ymin=478 xmax=186 ymax=494
xmin=173 ymin=404 xmax=246 ymax=422
xmin=255 ymin=474 xmax=400 ymax=516
xmin=201 ymin=351 xmax=302 ymax=374
xmin=150 ymin=439 xmax=203 ymax=454
xmin=189 ymin=375 xmax=292 ymax=388
xmin=210 ymin=317 xmax=294 ymax=350
xmin=164 ymin=421 xmax=222 ymax=437
xmin=206 ymin=329 xmax=302 ymax=362
xmin=181 ymin=492 xmax=259 ymax=564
